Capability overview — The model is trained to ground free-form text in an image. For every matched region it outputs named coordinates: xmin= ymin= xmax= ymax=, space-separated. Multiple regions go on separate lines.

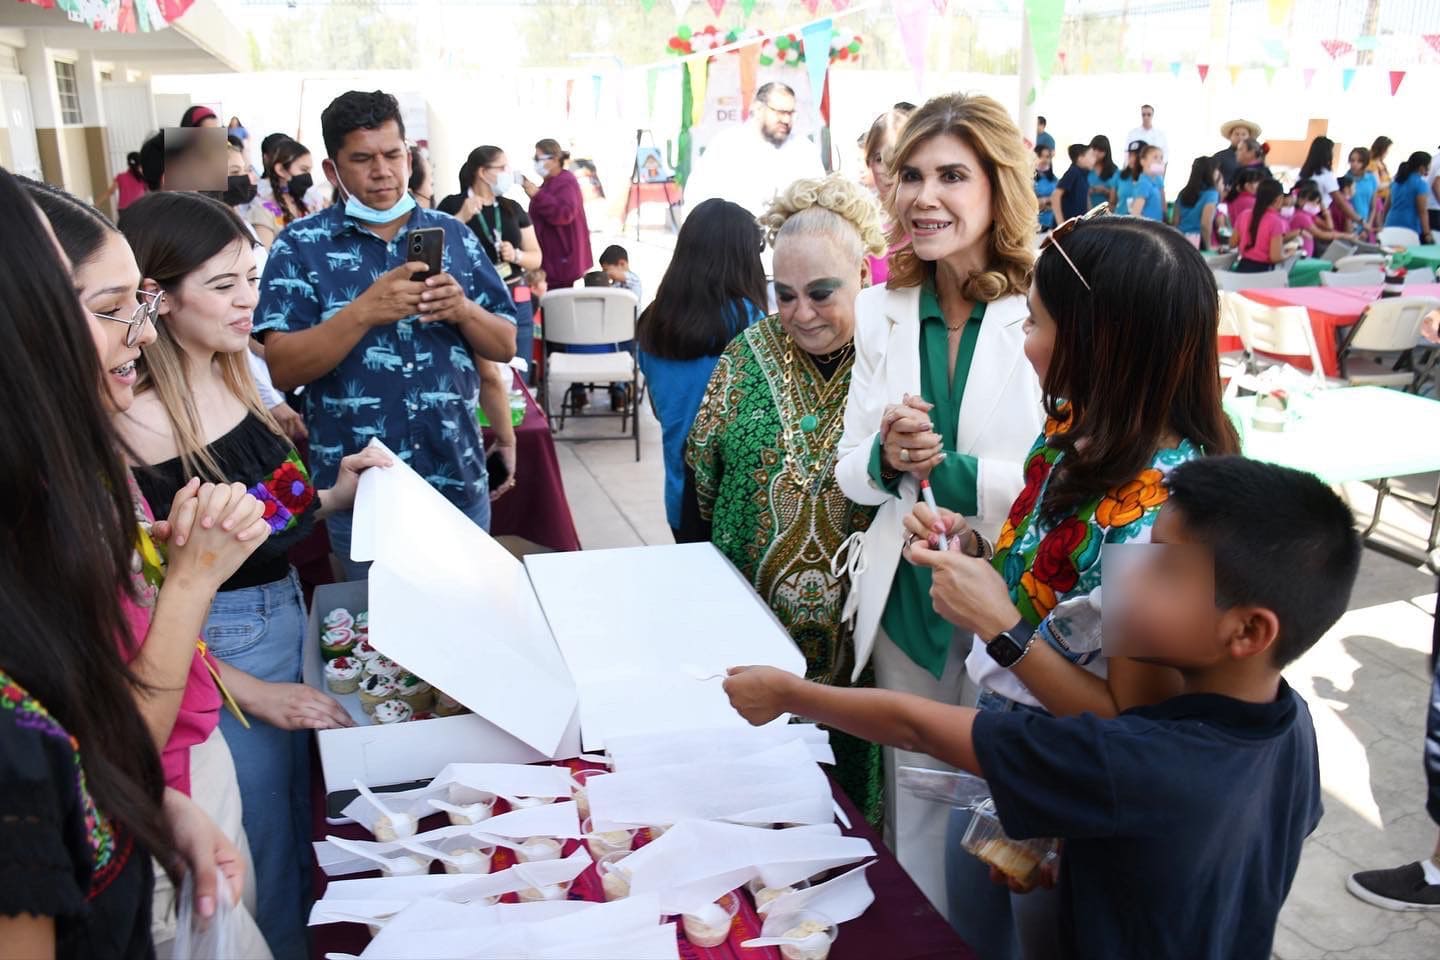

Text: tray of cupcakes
xmin=318 ymin=606 xmax=470 ymax=725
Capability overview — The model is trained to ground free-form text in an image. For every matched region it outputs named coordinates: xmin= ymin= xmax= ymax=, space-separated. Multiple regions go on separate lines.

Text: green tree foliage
xmin=263 ymin=0 xmax=419 ymax=71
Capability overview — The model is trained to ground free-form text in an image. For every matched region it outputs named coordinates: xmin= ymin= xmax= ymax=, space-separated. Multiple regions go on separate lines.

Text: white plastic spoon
xmin=354 ymin=780 xmax=416 ymax=841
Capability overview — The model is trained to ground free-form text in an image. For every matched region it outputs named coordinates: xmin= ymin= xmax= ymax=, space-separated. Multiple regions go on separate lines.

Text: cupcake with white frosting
xmin=373 ymin=699 xmax=413 ymax=725
xmin=324 ymin=656 xmax=362 ymax=695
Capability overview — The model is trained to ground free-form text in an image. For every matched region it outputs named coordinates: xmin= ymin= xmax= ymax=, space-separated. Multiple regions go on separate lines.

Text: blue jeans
xmin=203 ymin=569 xmax=311 ymax=960
xmin=946 ymin=689 xmax=1067 ymax=960
xmin=512 ymin=297 xmax=535 ymax=385
xmin=327 ymin=494 xmax=491 ymax=582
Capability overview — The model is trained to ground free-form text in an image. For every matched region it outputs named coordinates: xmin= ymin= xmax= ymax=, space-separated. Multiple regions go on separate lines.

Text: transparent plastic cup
xmin=571 ymin=768 xmax=612 ymax=820
xmin=747 ymin=877 xmax=810 ymax=911
xmin=597 ymin=850 xmax=632 ymax=901
xmin=582 ymin=817 xmax=635 ymax=859
xmin=960 ymin=799 xmax=1059 ymax=886
xmin=761 ymin=909 xmax=838 ymax=960
xmin=514 ymin=837 xmax=563 ymax=863
xmin=516 ymin=878 xmax=573 ymax=903
xmin=682 ymin=891 xmax=739 ymax=948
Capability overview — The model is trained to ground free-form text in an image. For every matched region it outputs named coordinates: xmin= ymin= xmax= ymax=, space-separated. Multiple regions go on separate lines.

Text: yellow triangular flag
xmin=1228 ymin=65 xmax=1243 ymax=85
xmin=687 ymin=58 xmax=708 ymax=127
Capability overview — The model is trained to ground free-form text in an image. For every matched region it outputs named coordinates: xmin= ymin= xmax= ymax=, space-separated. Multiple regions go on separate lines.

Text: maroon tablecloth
xmin=483 ymin=372 xmax=582 ymax=552
xmin=308 ymin=763 xmax=971 ymax=960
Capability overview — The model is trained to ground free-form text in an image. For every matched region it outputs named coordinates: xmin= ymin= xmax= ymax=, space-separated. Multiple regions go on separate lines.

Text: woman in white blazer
xmin=833 ymin=93 xmax=1044 ymax=915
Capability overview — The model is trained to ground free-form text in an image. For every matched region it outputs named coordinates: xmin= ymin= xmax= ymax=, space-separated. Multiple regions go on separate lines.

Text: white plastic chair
xmin=1215 ymin=269 xmax=1288 ymax=292
xmin=1319 ymin=269 xmax=1384 ymax=287
xmin=1223 ymin=294 xmax=1330 ymax=387
xmin=1334 ymin=254 xmax=1387 ymax=273
xmin=538 ymin=287 xmax=643 ymax=460
xmin=1378 ymin=226 xmax=1422 ymax=248
xmin=1338 ymin=296 xmax=1440 ymax=388
xmin=1207 ymin=251 xmax=1238 ymax=272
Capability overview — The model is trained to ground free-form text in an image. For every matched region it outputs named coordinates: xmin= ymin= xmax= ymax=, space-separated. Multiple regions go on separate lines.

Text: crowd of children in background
xmin=1032 ymin=123 xmax=1437 ymax=264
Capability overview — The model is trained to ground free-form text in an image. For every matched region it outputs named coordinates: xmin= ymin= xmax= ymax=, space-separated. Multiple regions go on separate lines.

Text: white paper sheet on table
xmin=522 ymin=543 xmax=806 ymax=751
xmin=432 ymin=763 xmax=575 ymax=800
xmin=358 ymin=893 xmax=676 ymax=960
xmin=761 ymin=862 xmax=876 ymax=922
xmin=316 ymin=848 xmax=593 ymax=918
xmin=614 ymin=820 xmax=874 ymax=914
xmin=353 ymin=439 xmax=578 ymax=758
xmin=604 ymin=724 xmax=834 ymax=770
xmin=586 ymin=740 xmax=833 ymax=830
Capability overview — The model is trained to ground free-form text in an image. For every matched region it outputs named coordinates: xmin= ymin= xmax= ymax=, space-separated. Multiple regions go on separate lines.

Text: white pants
xmin=874 ymin=625 xmax=973 ymax=915
xmin=152 ymin=727 xmax=272 ymax=959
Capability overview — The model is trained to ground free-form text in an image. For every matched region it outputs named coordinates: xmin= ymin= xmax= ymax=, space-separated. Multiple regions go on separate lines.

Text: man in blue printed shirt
xmin=256 ymin=90 xmax=516 ymax=577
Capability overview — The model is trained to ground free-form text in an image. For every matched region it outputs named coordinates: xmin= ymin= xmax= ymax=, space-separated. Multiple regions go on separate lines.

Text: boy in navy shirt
xmin=725 ymin=457 xmax=1360 ymax=960
xmin=1052 ymin=143 xmax=1096 ymax=223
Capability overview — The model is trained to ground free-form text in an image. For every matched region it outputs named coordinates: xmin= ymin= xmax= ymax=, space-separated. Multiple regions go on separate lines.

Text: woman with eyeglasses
xmin=521 ymin=138 xmax=592 ymax=291
xmin=22 ymin=177 xmax=276 ymax=956
xmin=833 ymin=92 xmax=1045 ymax=916
xmin=903 ymin=212 xmax=1238 ymax=958
xmin=439 ymin=146 xmax=545 ymax=381
xmin=115 ymin=191 xmax=392 ymax=959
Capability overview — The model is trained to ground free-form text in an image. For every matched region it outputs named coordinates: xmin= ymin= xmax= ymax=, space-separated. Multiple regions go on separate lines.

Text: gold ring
xmin=900 ymin=448 xmax=911 ymax=463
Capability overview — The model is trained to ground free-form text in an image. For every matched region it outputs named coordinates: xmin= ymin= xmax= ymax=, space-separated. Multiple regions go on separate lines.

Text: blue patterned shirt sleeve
xmin=254 ymin=228 xmax=321 ymax=335
xmin=451 ymin=224 xmax=516 ymax=326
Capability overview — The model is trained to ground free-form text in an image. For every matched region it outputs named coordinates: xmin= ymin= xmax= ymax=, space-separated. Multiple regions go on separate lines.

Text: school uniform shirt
xmin=1311 ymin=168 xmax=1341 ymax=210
xmin=973 ymin=679 xmax=1322 ymax=960
xmin=1349 ymin=171 xmax=1379 ymax=224
xmin=1237 ymin=208 xmax=1285 ymax=265
xmin=1056 ymin=164 xmax=1092 ymax=221
xmin=254 ymin=204 xmax=516 ymax=507
xmin=1115 ymin=175 xmax=1137 ymax=215
xmin=1086 ymin=168 xmax=1120 ymax=208
xmin=1228 ymin=191 xmax=1257 ymax=230
xmin=1034 ymin=173 xmax=1057 ymax=230
xmin=1385 ymin=175 xmax=1429 ymax=233
xmin=1131 ymin=174 xmax=1165 ymax=221
xmin=1290 ymin=209 xmax=1317 ymax=256
xmin=1035 ymin=130 xmax=1055 ymax=152
xmin=1176 ymin=188 xmax=1219 ymax=236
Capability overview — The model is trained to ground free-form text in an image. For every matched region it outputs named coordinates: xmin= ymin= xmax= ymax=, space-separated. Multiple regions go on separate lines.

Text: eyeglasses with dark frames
xmin=1039 ymin=203 xmax=1109 ymax=291
xmin=90 ymin=289 xmax=164 ymax=347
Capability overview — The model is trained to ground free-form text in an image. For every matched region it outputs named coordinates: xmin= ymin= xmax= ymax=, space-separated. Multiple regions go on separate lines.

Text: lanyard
xmin=485 ymin=203 xmax=504 ymax=247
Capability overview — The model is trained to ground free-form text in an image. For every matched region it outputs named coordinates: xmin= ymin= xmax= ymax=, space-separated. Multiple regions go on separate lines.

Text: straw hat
xmin=1220 ymin=119 xmax=1261 ymax=139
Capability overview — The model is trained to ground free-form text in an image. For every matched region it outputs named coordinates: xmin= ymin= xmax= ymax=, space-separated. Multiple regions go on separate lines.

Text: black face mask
xmin=223 ymin=175 xmax=257 ymax=207
xmin=287 ymin=172 xmax=314 ymax=201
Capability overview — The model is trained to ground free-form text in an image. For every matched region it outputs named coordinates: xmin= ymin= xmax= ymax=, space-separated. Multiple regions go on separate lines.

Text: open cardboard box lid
xmin=348 ymin=440 xmax=805 ymax=762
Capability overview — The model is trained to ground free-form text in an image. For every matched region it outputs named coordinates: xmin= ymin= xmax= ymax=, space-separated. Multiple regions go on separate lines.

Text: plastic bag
xmin=895 ymin=767 xmax=993 ymax=809
xmin=173 ymin=867 xmax=235 ymax=960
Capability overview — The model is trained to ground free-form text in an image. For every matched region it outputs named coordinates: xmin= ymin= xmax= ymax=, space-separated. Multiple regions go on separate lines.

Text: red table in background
xmin=622 ymin=180 xmax=683 ymax=226
xmin=1237 ymin=283 xmax=1440 ymax=375
xmin=483 ymin=372 xmax=582 ymax=553
xmin=309 ymin=765 xmax=972 ymax=960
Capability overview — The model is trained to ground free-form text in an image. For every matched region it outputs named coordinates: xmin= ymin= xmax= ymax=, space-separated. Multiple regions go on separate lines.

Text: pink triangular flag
xmin=1142 ymin=58 xmax=1153 ymax=73
xmin=832 ymin=0 xmax=850 ymax=9
xmin=802 ymin=0 xmax=820 ymax=12
xmin=1389 ymin=70 xmax=1406 ymax=96
xmin=1197 ymin=63 xmax=1209 ymax=82
xmin=892 ymin=0 xmax=930 ymax=95
xmin=707 ymin=0 xmax=725 ymax=15
xmin=1302 ymin=67 xmax=1315 ymax=88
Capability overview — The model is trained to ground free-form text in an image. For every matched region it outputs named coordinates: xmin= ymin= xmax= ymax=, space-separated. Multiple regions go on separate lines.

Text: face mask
xmin=534 ymin=160 xmax=549 ymax=179
xmin=491 ymin=170 xmax=515 ymax=196
xmin=1147 ymin=163 xmax=1164 ymax=176
xmin=332 ymin=166 xmax=416 ymax=225
xmin=287 ymin=172 xmax=314 ymax=201
xmin=1279 ymin=206 xmax=1294 ymax=219
xmin=224 ymin=175 xmax=257 ymax=207
xmin=1303 ymin=203 xmax=1321 ymax=215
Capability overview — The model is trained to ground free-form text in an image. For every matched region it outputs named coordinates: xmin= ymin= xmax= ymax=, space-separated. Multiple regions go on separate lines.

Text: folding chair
xmin=1334 ymin=254 xmax=1387 ymax=273
xmin=1215 ymin=269 xmax=1287 ymax=292
xmin=1378 ymin=226 xmax=1422 ymax=248
xmin=1320 ymin=239 xmax=1358 ymax=264
xmin=1226 ymin=295 xmax=1331 ymax=388
xmin=1207 ymin=251 xmax=1238 ymax=272
xmin=1319 ymin=268 xmax=1384 ymax=287
xmin=538 ymin=287 xmax=644 ymax=461
xmin=1336 ymin=296 xmax=1440 ymax=389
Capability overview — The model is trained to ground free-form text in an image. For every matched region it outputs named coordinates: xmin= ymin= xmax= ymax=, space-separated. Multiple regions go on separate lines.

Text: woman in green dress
xmin=678 ymin=176 xmax=888 ymax=824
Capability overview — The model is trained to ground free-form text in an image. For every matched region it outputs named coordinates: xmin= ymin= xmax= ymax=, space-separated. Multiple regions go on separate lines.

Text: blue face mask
xmin=332 ymin=166 xmax=415 ymax=224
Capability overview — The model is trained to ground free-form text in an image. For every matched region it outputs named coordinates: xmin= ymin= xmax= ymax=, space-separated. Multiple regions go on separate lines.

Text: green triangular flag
xmin=640 ymin=0 xmax=656 ymax=10
xmin=741 ymin=0 xmax=756 ymax=16
xmin=1024 ymin=0 xmax=1065 ymax=84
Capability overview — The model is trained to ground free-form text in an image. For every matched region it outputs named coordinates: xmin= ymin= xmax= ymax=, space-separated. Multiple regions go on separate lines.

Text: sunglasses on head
xmin=1039 ymin=203 xmax=1109 ymax=291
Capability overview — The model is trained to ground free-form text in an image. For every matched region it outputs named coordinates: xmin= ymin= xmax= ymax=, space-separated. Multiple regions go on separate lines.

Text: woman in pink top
xmin=27 ymin=178 xmax=275 ymax=955
xmin=1234 ymin=178 xmax=1288 ymax=273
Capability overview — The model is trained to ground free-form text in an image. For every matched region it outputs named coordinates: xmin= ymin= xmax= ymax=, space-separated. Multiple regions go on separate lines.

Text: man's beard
xmin=762 ymin=124 xmax=789 ymax=147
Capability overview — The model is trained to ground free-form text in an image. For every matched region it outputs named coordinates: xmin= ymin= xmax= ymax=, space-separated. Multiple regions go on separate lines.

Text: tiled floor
xmin=548 ymin=230 xmax=1440 ymax=958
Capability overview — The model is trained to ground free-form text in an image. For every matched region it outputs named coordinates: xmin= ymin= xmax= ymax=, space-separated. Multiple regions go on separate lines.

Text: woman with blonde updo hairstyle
xmin=832 ymin=91 xmax=1046 ymax=910
xmin=682 ymin=176 xmax=886 ymax=824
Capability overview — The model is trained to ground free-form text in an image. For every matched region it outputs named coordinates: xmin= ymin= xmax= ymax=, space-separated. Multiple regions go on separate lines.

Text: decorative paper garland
xmin=666 ymin=24 xmax=863 ymax=65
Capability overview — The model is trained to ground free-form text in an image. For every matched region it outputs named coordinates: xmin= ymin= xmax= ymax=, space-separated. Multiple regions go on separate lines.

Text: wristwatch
xmin=986 ymin=619 xmax=1036 ymax=669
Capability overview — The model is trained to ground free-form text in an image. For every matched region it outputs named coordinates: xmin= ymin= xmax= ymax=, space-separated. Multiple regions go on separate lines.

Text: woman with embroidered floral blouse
xmin=113 ymin=192 xmax=390 ymax=960
xmin=1 ymin=166 xmax=248 ymax=960
xmin=901 ymin=214 xmax=1239 ymax=959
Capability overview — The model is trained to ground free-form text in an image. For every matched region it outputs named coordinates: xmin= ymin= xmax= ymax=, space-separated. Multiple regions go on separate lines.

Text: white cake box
xmin=303 ymin=440 xmax=804 ymax=796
